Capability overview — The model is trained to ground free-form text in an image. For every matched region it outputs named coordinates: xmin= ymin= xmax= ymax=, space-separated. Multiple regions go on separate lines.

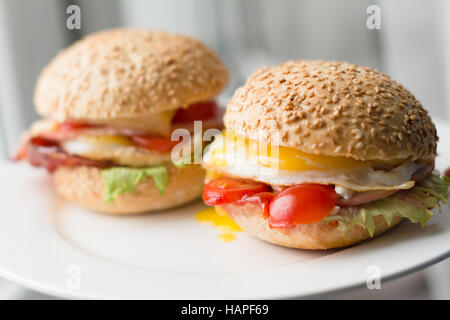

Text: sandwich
xmin=202 ymin=60 xmax=449 ymax=249
xmin=16 ymin=29 xmax=228 ymax=214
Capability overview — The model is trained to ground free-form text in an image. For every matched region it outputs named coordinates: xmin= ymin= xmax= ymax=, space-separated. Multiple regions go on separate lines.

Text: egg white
xmin=63 ymin=136 xmax=171 ymax=167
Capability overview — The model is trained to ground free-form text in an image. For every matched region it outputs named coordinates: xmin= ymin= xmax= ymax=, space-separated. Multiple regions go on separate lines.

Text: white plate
xmin=0 ymin=120 xmax=449 ymax=300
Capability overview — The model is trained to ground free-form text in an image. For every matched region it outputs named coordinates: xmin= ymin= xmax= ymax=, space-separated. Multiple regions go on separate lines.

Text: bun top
xmin=34 ymin=29 xmax=228 ymax=120
xmin=224 ymin=60 xmax=437 ymax=162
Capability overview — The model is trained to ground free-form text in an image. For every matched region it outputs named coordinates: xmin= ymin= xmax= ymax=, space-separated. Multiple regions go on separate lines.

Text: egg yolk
xmin=207 ymin=130 xmax=400 ymax=172
xmin=78 ymin=135 xmax=132 ymax=146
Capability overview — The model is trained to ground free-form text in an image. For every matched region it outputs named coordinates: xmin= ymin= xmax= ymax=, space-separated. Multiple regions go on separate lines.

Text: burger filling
xmin=16 ymin=100 xmax=222 ymax=203
xmin=202 ymin=131 xmax=450 ymax=236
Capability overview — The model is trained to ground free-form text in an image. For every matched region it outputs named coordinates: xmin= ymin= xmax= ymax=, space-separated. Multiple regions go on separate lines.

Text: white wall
xmin=0 ymin=0 xmax=68 ymax=156
xmin=379 ymin=0 xmax=448 ymax=119
xmin=0 ymin=99 xmax=5 ymax=158
xmin=443 ymin=0 xmax=450 ymax=119
xmin=77 ymin=0 xmax=121 ymax=35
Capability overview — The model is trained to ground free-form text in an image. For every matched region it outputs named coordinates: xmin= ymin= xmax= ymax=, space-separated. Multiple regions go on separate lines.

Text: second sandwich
xmin=16 ymin=29 xmax=228 ymax=214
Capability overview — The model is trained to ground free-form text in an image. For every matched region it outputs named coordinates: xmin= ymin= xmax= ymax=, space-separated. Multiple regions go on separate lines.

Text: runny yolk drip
xmin=208 ymin=130 xmax=402 ymax=171
xmin=195 ymin=207 xmax=242 ymax=242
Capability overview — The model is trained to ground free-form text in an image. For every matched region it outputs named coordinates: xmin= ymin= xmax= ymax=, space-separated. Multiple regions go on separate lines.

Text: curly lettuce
xmin=101 ymin=166 xmax=168 ymax=203
xmin=323 ymin=172 xmax=450 ymax=237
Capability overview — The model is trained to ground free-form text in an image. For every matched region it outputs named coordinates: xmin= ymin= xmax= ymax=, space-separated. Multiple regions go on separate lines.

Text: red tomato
xmin=202 ymin=178 xmax=270 ymax=206
xmin=238 ymin=192 xmax=274 ymax=218
xmin=30 ymin=137 xmax=59 ymax=148
xmin=172 ymin=101 xmax=218 ymax=123
xmin=131 ymin=136 xmax=179 ymax=153
xmin=269 ymin=184 xmax=337 ymax=227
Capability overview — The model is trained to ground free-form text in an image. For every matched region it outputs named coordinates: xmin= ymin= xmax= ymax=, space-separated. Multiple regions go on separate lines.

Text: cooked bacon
xmin=25 ymin=137 xmax=112 ymax=172
xmin=336 ymin=163 xmax=434 ymax=206
xmin=412 ymin=163 xmax=435 ymax=181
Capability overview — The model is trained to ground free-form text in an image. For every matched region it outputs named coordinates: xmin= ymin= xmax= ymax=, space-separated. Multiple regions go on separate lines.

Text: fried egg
xmin=202 ymin=130 xmax=425 ymax=192
xmin=63 ymin=135 xmax=171 ymax=167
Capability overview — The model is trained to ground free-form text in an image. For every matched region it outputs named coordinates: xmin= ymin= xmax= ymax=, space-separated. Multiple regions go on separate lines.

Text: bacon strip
xmin=336 ymin=189 xmax=397 ymax=207
xmin=25 ymin=137 xmax=112 ymax=172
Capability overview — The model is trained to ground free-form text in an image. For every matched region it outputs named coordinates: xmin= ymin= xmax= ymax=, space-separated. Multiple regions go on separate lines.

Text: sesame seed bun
xmin=220 ymin=203 xmax=403 ymax=249
xmin=34 ymin=29 xmax=228 ymax=121
xmin=52 ymin=164 xmax=205 ymax=214
xmin=224 ymin=60 xmax=437 ymax=162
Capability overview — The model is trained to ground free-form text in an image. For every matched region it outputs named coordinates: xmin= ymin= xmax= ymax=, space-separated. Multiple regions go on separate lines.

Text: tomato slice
xmin=269 ymin=184 xmax=337 ymax=227
xmin=131 ymin=136 xmax=179 ymax=153
xmin=237 ymin=192 xmax=274 ymax=218
xmin=202 ymin=178 xmax=271 ymax=206
xmin=30 ymin=137 xmax=59 ymax=148
xmin=172 ymin=101 xmax=218 ymax=123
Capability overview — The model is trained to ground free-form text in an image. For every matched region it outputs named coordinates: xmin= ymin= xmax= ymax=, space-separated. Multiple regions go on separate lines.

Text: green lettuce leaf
xmin=101 ymin=166 xmax=168 ymax=203
xmin=323 ymin=172 xmax=450 ymax=237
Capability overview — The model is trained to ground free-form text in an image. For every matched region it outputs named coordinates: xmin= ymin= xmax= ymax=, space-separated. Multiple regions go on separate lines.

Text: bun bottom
xmin=219 ymin=203 xmax=402 ymax=249
xmin=53 ymin=164 xmax=205 ymax=214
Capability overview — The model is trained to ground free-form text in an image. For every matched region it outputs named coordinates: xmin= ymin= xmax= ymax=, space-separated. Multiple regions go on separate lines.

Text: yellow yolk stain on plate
xmin=195 ymin=207 xmax=242 ymax=242
xmin=218 ymin=232 xmax=237 ymax=242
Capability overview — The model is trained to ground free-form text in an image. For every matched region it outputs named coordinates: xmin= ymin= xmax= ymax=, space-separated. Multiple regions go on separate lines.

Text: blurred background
xmin=0 ymin=0 xmax=449 ymax=299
